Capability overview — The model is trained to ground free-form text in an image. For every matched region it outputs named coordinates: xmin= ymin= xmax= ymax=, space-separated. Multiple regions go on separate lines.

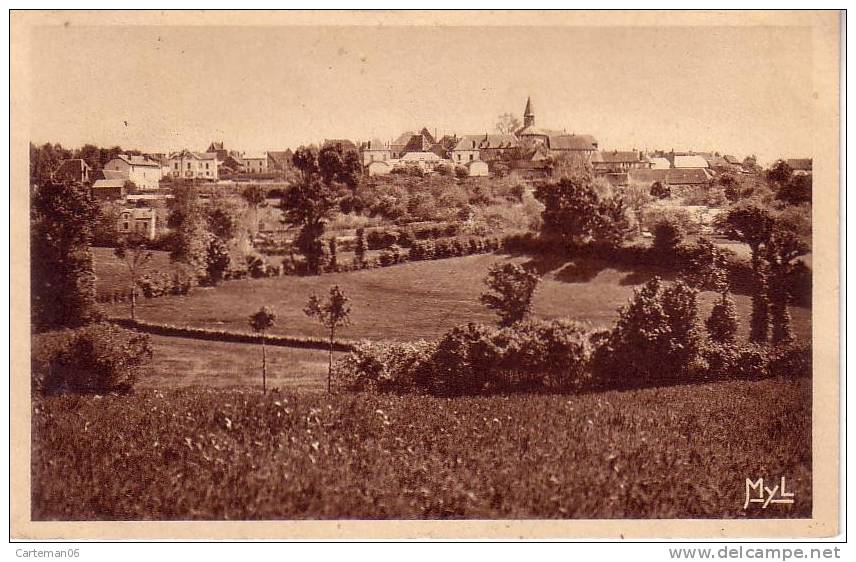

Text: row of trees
xmin=29 ymin=142 xmax=143 ymax=185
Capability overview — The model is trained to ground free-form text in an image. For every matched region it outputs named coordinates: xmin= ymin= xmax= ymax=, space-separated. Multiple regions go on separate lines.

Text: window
xmin=174 ymin=162 xmax=178 ymax=169
xmin=122 ymin=222 xmax=129 ymax=230
xmin=205 ymin=163 xmax=209 ymax=169
xmin=187 ymin=162 xmax=191 ymax=169
xmin=469 ymin=154 xmax=474 ymax=161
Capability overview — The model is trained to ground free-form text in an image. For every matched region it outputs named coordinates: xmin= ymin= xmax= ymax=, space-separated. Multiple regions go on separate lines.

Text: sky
xmin=29 ymin=23 xmax=814 ymax=166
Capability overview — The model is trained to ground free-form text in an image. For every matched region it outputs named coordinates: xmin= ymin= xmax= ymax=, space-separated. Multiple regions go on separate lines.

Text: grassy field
xmin=142 ymin=335 xmax=339 ymax=391
xmin=99 ymin=252 xmax=811 ymax=344
xmin=31 ymin=377 xmax=811 ymax=520
xmin=93 ymin=247 xmax=173 ymax=296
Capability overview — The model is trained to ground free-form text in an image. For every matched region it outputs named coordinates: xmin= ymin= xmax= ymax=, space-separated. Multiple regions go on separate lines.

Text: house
xmin=786 ymin=158 xmax=813 ymax=175
xmin=628 ymin=168 xmax=714 ymax=187
xmin=451 ymin=135 xmax=484 ymax=164
xmin=102 ymin=154 xmax=163 ymax=190
xmin=390 ymin=131 xmax=416 ymax=159
xmin=723 ymin=155 xmax=742 ymax=166
xmin=673 ymin=155 xmax=710 ymax=169
xmin=648 ymin=157 xmax=671 ymax=170
xmin=206 ymin=142 xmax=229 ymax=161
xmin=53 ymin=159 xmax=92 ymax=184
xmin=398 ymin=151 xmax=447 ymax=172
xmin=167 ymin=150 xmax=219 ymax=180
xmin=117 ymin=207 xmax=159 ymax=240
xmin=360 ymin=139 xmax=392 ymax=166
xmin=466 ymin=160 xmax=489 ymax=177
xmin=241 ymin=152 xmax=268 ymax=174
xmin=592 ymin=150 xmax=651 ymax=174
xmin=322 ymin=139 xmax=358 ymax=152
xmin=450 ymin=134 xmax=520 ymax=165
xmin=91 ymin=178 xmax=126 ymax=200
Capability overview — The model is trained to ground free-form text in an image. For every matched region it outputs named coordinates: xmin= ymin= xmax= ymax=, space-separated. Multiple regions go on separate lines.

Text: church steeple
xmin=523 ymin=96 xmax=535 ymax=128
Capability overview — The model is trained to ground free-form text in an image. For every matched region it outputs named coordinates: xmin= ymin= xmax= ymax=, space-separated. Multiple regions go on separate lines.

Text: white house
xmin=399 ymin=151 xmax=448 ymax=172
xmin=241 ymin=152 xmax=269 ymax=174
xmin=167 ymin=150 xmax=219 ymax=180
xmin=103 ymin=154 xmax=163 ymax=190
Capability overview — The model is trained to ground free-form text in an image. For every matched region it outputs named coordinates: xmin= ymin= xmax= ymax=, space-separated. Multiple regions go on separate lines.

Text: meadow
xmin=97 ymin=252 xmax=811 ymax=344
xmin=31 ymin=377 xmax=811 ymax=520
xmin=141 ymin=335 xmax=339 ymax=391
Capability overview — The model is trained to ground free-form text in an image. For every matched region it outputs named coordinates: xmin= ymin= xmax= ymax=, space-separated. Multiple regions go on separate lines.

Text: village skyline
xmin=30 ymin=24 xmax=813 ymax=166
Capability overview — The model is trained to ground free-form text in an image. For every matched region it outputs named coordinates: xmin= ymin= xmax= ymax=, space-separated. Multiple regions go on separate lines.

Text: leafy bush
xmin=32 ymin=323 xmax=153 ymax=395
xmin=706 ymin=294 xmax=739 ymax=344
xmin=769 ymin=343 xmax=812 ymax=378
xmin=592 ymin=277 xmax=703 ymax=387
xmin=335 ymin=340 xmax=436 ymax=392
xmin=652 ymin=218 xmax=686 ymax=256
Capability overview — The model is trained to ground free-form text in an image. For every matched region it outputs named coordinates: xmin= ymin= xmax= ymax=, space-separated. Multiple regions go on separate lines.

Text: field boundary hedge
xmin=109 ymin=318 xmax=357 ymax=352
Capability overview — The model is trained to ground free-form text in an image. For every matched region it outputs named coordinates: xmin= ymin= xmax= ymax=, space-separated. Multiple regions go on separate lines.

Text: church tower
xmin=523 ymin=96 xmax=535 ymax=128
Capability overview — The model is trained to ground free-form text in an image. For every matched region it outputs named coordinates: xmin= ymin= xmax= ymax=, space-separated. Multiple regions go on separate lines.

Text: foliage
xmin=249 ymin=306 xmax=276 ymax=333
xmin=706 ymin=294 xmax=739 ymax=344
xmin=92 ymin=201 xmax=122 ymax=247
xmin=767 ymin=160 xmax=793 ymax=185
xmin=32 ymin=322 xmax=152 ymax=395
xmin=204 ymin=236 xmax=231 ymax=286
xmin=114 ymin=233 xmax=154 ymax=320
xmin=31 ymin=180 xmax=100 ymax=330
xmin=650 ymin=180 xmax=670 ymax=199
xmin=534 ymin=175 xmax=631 ymax=249
xmin=776 ymin=174 xmax=812 ymax=205
xmin=684 ymin=237 xmax=732 ymax=293
xmin=652 ymin=218 xmax=685 ymax=256
xmin=749 ymin=265 xmax=771 ymax=344
xmin=354 ymin=227 xmax=367 ymax=266
xmin=592 ymin=277 xmax=702 ymax=386
xmin=715 ymin=201 xmax=775 ymax=266
xmin=495 ymin=112 xmax=522 ymax=135
xmin=318 ymin=143 xmax=361 ymax=189
xmin=305 ymin=286 xmax=353 ymax=392
xmin=480 ymin=262 xmax=541 ymax=327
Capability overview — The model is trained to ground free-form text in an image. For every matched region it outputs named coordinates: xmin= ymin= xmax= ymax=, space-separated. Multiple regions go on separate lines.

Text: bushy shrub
xmin=769 ymin=343 xmax=812 ymax=378
xmin=138 ymin=272 xmax=172 ymax=298
xmin=246 ymin=254 xmax=268 ymax=278
xmin=335 ymin=340 xmax=436 ymax=392
xmin=378 ymin=244 xmax=405 ymax=266
xmin=652 ymin=218 xmax=686 ymax=256
xmin=706 ymin=294 xmax=739 ymax=344
xmin=32 ymin=323 xmax=152 ymax=395
xmin=592 ymin=277 xmax=702 ymax=387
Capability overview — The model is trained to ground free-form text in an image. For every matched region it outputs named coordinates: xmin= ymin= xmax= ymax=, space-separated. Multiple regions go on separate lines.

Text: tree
xmin=249 ymin=306 xmax=276 ymax=393
xmin=167 ymin=184 xmax=209 ymax=279
xmin=684 ymin=237 xmax=730 ymax=294
xmin=716 ymin=201 xmax=775 ymax=269
xmin=354 ymin=227 xmax=367 ymax=267
xmin=328 ymin=237 xmax=338 ymax=271
xmin=652 ymin=218 xmax=685 ymax=256
xmin=241 ymin=185 xmax=267 ymax=235
xmin=776 ymin=174 xmax=812 ymax=205
xmin=480 ymin=262 xmax=541 ymax=327
xmin=495 ymin=112 xmax=521 ymax=135
xmin=31 ymin=180 xmax=100 ymax=330
xmin=706 ymin=293 xmax=739 ymax=344
xmin=767 ymin=159 xmax=793 ymax=186
xmin=280 ymin=148 xmax=339 ymax=274
xmin=534 ymin=175 xmax=604 ymax=249
xmin=318 ymin=143 xmax=361 ymax=190
xmin=304 ymin=286 xmax=352 ymax=393
xmin=205 ymin=236 xmax=231 ymax=286
xmin=622 ymin=182 xmax=653 ymax=235
xmin=114 ymin=234 xmax=154 ymax=321
xmin=764 ymin=209 xmax=810 ymax=345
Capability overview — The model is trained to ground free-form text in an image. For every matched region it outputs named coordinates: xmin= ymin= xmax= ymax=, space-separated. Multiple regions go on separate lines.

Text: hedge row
xmin=109 ymin=318 xmax=357 ymax=352
xmin=335 ymin=320 xmax=811 ymax=396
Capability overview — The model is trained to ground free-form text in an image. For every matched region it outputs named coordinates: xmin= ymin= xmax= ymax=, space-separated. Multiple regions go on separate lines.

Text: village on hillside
xmin=34 ymin=96 xmax=812 ymax=244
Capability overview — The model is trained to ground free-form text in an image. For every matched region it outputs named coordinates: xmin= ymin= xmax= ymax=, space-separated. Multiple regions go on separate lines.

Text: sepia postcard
xmin=9 ymin=10 xmax=842 ymax=540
